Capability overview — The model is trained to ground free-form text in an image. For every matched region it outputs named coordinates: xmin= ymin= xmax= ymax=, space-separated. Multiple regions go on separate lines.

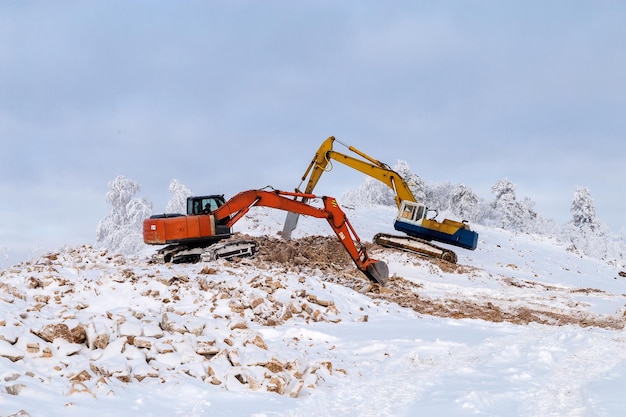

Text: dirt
xmin=242 ymin=234 xmax=625 ymax=330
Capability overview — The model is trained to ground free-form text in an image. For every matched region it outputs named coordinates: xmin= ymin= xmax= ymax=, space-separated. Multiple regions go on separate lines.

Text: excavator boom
xmin=214 ymin=189 xmax=388 ymax=285
xmin=283 ymin=136 xmax=414 ymax=240
xmin=292 ymin=136 xmax=415 ymax=208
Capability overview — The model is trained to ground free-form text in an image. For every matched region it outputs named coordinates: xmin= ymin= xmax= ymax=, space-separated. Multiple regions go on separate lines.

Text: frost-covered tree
xmin=570 ymin=187 xmax=600 ymax=231
xmin=449 ymin=183 xmax=480 ymax=221
xmin=165 ymin=179 xmax=192 ymax=214
xmin=393 ymin=160 xmax=426 ymax=203
xmin=490 ymin=178 xmax=537 ymax=231
xmin=342 ymin=176 xmax=395 ymax=206
xmin=424 ymin=182 xmax=453 ymax=212
xmin=96 ymin=175 xmax=152 ymax=255
xmin=562 ymin=187 xmax=620 ymax=262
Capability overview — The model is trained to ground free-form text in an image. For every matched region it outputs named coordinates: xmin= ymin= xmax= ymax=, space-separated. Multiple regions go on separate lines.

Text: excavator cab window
xmin=414 ymin=205 xmax=425 ymax=221
xmin=401 ymin=205 xmax=414 ymax=220
xmin=400 ymin=202 xmax=425 ymax=223
xmin=188 ymin=196 xmax=226 ymax=215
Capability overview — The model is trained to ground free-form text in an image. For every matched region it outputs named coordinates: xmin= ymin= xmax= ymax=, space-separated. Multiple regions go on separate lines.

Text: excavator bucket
xmin=365 ymin=260 xmax=389 ymax=286
xmin=282 ymin=211 xmax=299 ymax=240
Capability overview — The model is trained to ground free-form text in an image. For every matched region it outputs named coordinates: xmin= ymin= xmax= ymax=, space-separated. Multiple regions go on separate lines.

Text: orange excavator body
xmin=143 ymin=215 xmax=217 ymax=245
xmin=143 ymin=189 xmax=389 ymax=285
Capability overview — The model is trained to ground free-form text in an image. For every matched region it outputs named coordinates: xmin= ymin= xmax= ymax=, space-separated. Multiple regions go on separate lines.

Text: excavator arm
xmin=213 ymin=189 xmax=389 ymax=285
xmin=295 ymin=136 xmax=416 ymax=207
xmin=283 ymin=136 xmax=416 ymax=240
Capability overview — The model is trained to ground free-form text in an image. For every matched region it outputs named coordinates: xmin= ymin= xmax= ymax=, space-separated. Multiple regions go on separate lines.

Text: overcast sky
xmin=1 ymin=1 xmax=625 ymax=267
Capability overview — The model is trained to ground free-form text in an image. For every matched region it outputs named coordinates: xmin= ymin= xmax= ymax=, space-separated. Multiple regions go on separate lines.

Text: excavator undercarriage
xmin=373 ymin=233 xmax=457 ymax=263
xmin=151 ymin=238 xmax=259 ymax=264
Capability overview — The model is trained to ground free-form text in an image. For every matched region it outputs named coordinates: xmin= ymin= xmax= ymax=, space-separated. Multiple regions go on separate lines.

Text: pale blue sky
xmin=1 ymin=1 xmax=625 ymax=267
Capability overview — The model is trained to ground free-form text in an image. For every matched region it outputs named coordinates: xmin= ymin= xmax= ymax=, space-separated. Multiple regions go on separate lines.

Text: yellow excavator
xmin=282 ymin=136 xmax=478 ymax=263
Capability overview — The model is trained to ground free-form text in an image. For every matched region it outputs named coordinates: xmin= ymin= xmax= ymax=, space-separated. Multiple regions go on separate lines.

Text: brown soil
xmin=243 ymin=234 xmax=625 ymax=330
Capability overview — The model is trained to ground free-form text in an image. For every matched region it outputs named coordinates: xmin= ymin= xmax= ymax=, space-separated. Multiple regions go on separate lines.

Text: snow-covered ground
xmin=1 ymin=204 xmax=625 ymax=417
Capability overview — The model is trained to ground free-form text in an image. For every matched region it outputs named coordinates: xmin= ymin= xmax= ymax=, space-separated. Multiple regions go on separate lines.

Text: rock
xmin=153 ymin=352 xmax=183 ymax=369
xmin=69 ymin=370 xmax=92 ymax=382
xmin=35 ymin=323 xmax=86 ymax=344
xmin=184 ymin=319 xmax=205 ymax=336
xmin=53 ymin=339 xmax=82 ymax=356
xmin=230 ymin=321 xmax=248 ymax=330
xmin=27 ymin=276 xmax=43 ymax=288
xmin=42 ymin=347 xmax=53 ymax=358
xmin=0 ymin=340 xmax=25 ymax=362
xmin=161 ymin=312 xmax=187 ymax=334
xmin=244 ymin=335 xmax=268 ymax=350
xmin=133 ymin=361 xmax=160 ymax=382
xmin=90 ymin=354 xmax=129 ymax=379
xmin=93 ymin=333 xmax=110 ymax=350
xmin=141 ymin=322 xmax=164 ymax=338
xmin=155 ymin=342 xmax=175 ymax=354
xmin=85 ymin=321 xmax=111 ymax=350
xmin=250 ymin=297 xmax=264 ymax=309
xmin=266 ymin=375 xmax=288 ymax=395
xmin=199 ymin=265 xmax=217 ymax=275
xmin=133 ymin=336 xmax=155 ymax=349
xmin=7 ymin=410 xmax=30 ymax=417
xmin=26 ymin=342 xmax=40 ymax=354
xmin=264 ymin=357 xmax=285 ymax=373
xmin=32 ymin=294 xmax=50 ymax=304
xmin=227 ymin=349 xmax=241 ymax=366
xmin=119 ymin=321 xmax=143 ymax=338
xmin=195 ymin=338 xmax=220 ymax=356
xmin=289 ymin=379 xmax=305 ymax=398
xmin=5 ymin=383 xmax=26 ymax=395
xmin=4 ymin=372 xmax=20 ymax=382
xmin=229 ymin=370 xmax=260 ymax=391
xmin=307 ymin=294 xmax=333 ymax=307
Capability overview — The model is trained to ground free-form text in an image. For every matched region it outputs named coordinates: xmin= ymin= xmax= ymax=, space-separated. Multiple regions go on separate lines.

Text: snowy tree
xmin=165 ymin=179 xmax=192 ymax=214
xmin=393 ymin=160 xmax=426 ymax=203
xmin=96 ymin=175 xmax=152 ymax=255
xmin=449 ymin=183 xmax=480 ymax=221
xmin=561 ymin=187 xmax=622 ymax=262
xmin=424 ymin=182 xmax=453 ymax=212
xmin=570 ymin=187 xmax=600 ymax=231
xmin=490 ymin=178 xmax=537 ymax=232
xmin=342 ymin=177 xmax=395 ymax=206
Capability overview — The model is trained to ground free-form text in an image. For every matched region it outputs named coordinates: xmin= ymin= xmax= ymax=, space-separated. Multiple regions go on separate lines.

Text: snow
xmin=1 ymin=204 xmax=626 ymax=417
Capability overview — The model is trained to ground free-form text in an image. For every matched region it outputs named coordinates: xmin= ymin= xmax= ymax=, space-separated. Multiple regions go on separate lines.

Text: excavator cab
xmin=188 ymin=195 xmax=226 ymax=215
xmin=186 ymin=195 xmax=231 ymax=234
xmin=393 ymin=201 xmax=478 ymax=250
xmin=399 ymin=202 xmax=426 ymax=222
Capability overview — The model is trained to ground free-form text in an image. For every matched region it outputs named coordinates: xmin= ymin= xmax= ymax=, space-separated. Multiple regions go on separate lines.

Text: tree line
xmin=97 ymin=167 xmax=624 ymax=267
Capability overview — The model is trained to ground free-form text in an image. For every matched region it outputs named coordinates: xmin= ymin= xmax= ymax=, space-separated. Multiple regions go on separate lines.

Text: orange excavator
xmin=143 ymin=188 xmax=389 ymax=285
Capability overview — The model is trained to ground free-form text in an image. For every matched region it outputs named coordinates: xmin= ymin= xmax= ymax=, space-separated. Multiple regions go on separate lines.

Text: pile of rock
xmin=0 ymin=245 xmax=347 ymax=400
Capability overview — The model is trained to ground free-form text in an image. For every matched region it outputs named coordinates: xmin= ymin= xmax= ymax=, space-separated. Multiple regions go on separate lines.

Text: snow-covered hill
xmin=1 ymin=204 xmax=625 ymax=417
